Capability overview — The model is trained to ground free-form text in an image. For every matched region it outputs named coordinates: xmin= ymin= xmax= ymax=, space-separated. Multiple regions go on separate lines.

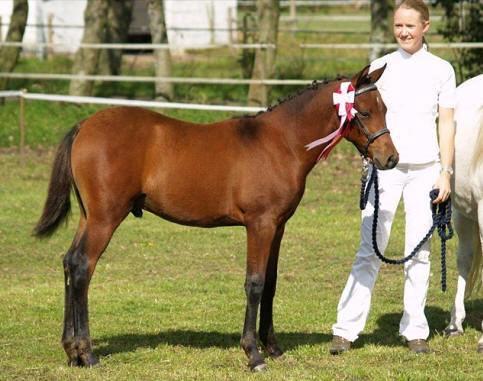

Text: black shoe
xmin=329 ymin=335 xmax=351 ymax=355
xmin=407 ymin=339 xmax=430 ymax=354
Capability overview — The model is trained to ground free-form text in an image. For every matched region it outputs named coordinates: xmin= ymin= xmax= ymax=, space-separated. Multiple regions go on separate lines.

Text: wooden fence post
xmin=47 ymin=13 xmax=54 ymax=59
xmin=19 ymin=89 xmax=26 ymax=155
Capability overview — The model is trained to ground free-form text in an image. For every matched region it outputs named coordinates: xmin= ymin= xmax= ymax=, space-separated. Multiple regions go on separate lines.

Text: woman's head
xmin=394 ymin=0 xmax=430 ymax=54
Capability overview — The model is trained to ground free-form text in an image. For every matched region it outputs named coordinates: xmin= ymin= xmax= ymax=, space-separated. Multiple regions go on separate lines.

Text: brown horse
xmin=35 ymin=65 xmax=398 ymax=371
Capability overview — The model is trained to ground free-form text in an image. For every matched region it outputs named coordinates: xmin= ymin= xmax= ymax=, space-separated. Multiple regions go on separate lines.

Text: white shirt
xmin=370 ymin=47 xmax=456 ymax=164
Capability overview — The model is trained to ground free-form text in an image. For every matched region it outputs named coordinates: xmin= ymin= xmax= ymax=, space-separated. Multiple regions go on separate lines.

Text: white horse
xmin=444 ymin=74 xmax=483 ymax=353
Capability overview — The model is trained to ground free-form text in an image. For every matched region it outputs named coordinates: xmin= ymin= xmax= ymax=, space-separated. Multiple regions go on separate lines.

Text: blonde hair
xmin=396 ymin=0 xmax=430 ymax=22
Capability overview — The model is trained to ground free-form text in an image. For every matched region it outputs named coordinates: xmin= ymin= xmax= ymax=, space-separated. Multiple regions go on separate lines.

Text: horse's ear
xmin=367 ymin=63 xmax=387 ymax=84
xmin=352 ymin=63 xmax=387 ymax=88
xmin=352 ymin=65 xmax=371 ymax=88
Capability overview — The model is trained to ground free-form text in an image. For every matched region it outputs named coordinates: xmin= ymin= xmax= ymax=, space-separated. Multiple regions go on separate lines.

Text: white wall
xmin=0 ymin=0 xmax=237 ymax=54
xmin=165 ymin=0 xmax=237 ymax=48
xmin=0 ymin=0 xmax=85 ymax=54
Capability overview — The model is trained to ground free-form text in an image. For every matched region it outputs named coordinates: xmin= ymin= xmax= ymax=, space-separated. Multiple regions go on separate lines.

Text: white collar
xmin=398 ymin=45 xmax=427 ymax=60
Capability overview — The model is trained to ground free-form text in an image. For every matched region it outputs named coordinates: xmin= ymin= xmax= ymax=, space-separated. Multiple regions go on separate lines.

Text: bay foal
xmin=35 ymin=65 xmax=398 ymax=370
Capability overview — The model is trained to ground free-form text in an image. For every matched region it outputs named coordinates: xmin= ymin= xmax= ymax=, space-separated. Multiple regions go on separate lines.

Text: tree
xmin=98 ymin=1 xmax=134 ymax=76
xmin=433 ymin=0 xmax=482 ymax=81
xmin=0 ymin=0 xmax=28 ymax=92
xmin=369 ymin=0 xmax=394 ymax=62
xmin=148 ymin=0 xmax=173 ymax=101
xmin=69 ymin=0 xmax=109 ymax=96
xmin=247 ymin=0 xmax=280 ymax=107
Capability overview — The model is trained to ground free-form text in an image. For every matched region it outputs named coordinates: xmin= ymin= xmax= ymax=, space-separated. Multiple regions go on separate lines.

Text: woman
xmin=330 ymin=0 xmax=456 ymax=354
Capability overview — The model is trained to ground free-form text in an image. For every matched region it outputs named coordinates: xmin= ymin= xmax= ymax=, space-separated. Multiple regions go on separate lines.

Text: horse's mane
xmin=242 ymin=76 xmax=347 ymax=118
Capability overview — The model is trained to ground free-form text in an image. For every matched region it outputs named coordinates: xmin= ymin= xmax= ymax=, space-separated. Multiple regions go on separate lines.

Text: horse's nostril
xmin=387 ymin=154 xmax=399 ymax=169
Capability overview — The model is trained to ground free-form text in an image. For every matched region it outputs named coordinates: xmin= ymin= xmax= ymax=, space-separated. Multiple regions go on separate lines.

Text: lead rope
xmin=360 ymin=161 xmax=454 ymax=292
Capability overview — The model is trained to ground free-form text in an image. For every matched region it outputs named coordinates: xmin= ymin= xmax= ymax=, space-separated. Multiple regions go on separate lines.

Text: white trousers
xmin=332 ymin=162 xmax=440 ymax=342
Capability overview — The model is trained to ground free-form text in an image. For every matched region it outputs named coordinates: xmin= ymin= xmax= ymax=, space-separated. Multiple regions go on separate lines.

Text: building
xmin=0 ymin=0 xmax=237 ymax=54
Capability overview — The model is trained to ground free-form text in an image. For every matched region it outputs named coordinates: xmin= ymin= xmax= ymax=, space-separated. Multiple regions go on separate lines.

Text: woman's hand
xmin=433 ymin=172 xmax=451 ymax=203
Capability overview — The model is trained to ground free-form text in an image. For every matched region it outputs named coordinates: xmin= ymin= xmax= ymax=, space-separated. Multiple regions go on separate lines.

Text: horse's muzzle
xmin=374 ymin=153 xmax=399 ymax=170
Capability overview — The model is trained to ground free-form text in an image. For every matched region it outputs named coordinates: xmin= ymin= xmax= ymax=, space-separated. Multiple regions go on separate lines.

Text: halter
xmin=305 ymin=81 xmax=391 ymax=161
xmin=353 ymin=83 xmax=390 ymax=157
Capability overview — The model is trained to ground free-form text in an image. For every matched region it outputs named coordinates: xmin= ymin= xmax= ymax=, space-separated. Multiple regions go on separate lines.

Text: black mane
xmin=242 ymin=76 xmax=347 ymax=119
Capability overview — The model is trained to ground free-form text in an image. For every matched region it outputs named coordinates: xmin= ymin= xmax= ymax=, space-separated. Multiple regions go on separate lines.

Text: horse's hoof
xmin=67 ymin=352 xmax=99 ymax=368
xmin=477 ymin=344 xmax=483 ymax=353
xmin=267 ymin=347 xmax=284 ymax=359
xmin=443 ymin=327 xmax=463 ymax=338
xmin=82 ymin=352 xmax=99 ymax=367
xmin=251 ymin=362 xmax=268 ymax=372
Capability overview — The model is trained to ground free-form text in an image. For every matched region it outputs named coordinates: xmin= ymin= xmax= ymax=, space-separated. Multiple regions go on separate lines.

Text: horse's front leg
xmin=240 ymin=218 xmax=277 ymax=372
xmin=477 ymin=201 xmax=483 ymax=353
xmin=259 ymin=224 xmax=285 ymax=358
xmin=445 ymin=211 xmax=474 ymax=337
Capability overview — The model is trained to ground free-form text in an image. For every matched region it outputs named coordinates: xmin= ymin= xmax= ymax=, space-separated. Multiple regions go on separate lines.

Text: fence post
xmin=47 ymin=13 xmax=54 ymax=59
xmin=19 ymin=89 xmax=26 ymax=155
xmin=290 ymin=0 xmax=296 ymax=34
xmin=227 ymin=7 xmax=233 ymax=44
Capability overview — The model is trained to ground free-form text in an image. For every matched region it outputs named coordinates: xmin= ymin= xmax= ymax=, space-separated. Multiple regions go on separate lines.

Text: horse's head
xmin=344 ymin=65 xmax=399 ymax=170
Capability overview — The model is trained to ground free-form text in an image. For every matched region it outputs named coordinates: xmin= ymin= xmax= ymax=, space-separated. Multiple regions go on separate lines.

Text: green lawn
xmin=1 ymin=141 xmax=481 ymax=380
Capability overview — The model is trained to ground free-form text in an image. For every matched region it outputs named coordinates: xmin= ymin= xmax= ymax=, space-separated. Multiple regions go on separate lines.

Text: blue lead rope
xmin=360 ymin=164 xmax=454 ymax=292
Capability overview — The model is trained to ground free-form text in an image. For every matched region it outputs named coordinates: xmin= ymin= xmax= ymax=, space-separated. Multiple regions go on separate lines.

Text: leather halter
xmin=353 ymin=83 xmax=390 ymax=157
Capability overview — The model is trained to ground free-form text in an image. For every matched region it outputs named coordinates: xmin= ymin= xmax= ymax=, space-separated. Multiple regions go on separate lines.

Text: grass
xmin=1 ymin=142 xmax=482 ymax=380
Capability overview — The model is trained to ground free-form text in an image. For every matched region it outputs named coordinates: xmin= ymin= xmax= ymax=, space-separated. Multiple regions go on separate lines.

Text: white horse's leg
xmin=445 ymin=210 xmax=476 ymax=336
xmin=477 ymin=202 xmax=483 ymax=353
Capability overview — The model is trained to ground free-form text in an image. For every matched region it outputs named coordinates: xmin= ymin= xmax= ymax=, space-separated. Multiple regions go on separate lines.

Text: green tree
xmin=0 ymin=0 xmax=28 ymax=92
xmin=247 ymin=0 xmax=280 ymax=107
xmin=433 ymin=0 xmax=482 ymax=81
xmin=69 ymin=0 xmax=110 ymax=96
xmin=148 ymin=0 xmax=173 ymax=101
xmin=369 ymin=0 xmax=394 ymax=62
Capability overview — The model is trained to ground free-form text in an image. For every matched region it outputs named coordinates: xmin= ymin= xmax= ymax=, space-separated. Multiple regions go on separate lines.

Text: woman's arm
xmin=433 ymin=106 xmax=455 ymax=203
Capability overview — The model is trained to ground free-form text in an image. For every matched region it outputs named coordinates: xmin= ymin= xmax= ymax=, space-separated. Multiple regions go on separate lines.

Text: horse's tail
xmin=33 ymin=125 xmax=80 ymax=238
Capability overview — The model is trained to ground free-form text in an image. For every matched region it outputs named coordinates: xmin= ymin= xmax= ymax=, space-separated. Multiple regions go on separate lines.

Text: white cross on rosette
xmin=305 ymin=81 xmax=358 ymax=161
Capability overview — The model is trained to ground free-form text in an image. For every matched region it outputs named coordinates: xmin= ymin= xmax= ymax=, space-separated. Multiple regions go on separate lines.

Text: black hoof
xmin=68 ymin=352 xmax=99 ymax=368
xmin=478 ymin=344 xmax=483 ymax=354
xmin=266 ymin=346 xmax=284 ymax=359
xmin=250 ymin=361 xmax=267 ymax=372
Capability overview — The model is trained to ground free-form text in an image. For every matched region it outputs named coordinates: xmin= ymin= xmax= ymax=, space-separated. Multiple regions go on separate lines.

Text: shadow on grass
xmin=94 ymin=301 xmax=482 ymax=357
xmin=357 ymin=301 xmax=483 ymax=348
xmin=95 ymin=330 xmax=332 ymax=357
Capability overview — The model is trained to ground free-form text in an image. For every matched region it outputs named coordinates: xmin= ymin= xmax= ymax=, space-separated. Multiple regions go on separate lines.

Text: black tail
xmin=34 ymin=125 xmax=80 ymax=238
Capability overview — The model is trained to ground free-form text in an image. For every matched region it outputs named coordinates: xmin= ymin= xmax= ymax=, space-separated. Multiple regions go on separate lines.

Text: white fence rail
xmin=0 ymin=72 xmax=311 ymax=86
xmin=1 ymin=41 xmax=481 ymax=51
xmin=0 ymin=90 xmax=265 ymax=154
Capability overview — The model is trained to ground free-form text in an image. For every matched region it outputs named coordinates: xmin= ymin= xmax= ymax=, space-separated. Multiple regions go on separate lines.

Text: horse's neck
xmin=259 ymin=86 xmax=340 ymax=174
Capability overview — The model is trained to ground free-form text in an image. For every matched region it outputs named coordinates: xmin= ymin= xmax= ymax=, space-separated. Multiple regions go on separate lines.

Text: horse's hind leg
xmin=259 ymin=224 xmax=285 ymax=358
xmin=445 ymin=210 xmax=475 ymax=337
xmin=240 ymin=218 xmax=278 ymax=372
xmin=62 ymin=215 xmax=122 ymax=366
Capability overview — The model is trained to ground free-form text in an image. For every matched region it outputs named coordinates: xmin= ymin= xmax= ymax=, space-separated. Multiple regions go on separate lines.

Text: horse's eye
xmin=359 ymin=111 xmax=370 ymax=118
